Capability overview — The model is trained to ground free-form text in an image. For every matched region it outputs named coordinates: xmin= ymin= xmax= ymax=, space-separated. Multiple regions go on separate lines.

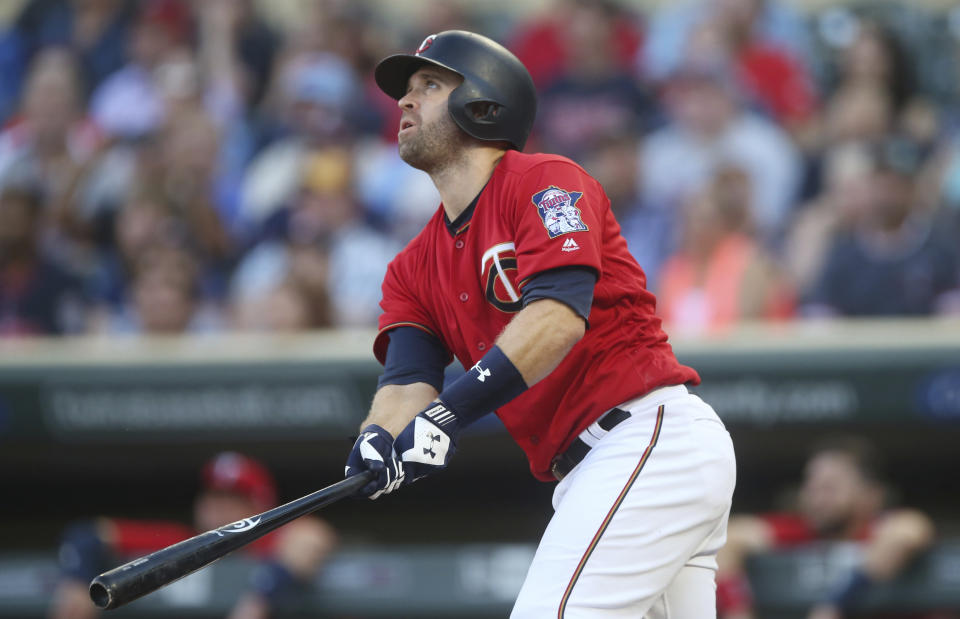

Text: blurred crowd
xmin=2 ymin=0 xmax=960 ymax=338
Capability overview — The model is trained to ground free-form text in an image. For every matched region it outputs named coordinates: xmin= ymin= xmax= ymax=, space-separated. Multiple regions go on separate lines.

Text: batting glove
xmin=393 ymin=403 xmax=459 ymax=485
xmin=345 ymin=425 xmax=404 ymax=499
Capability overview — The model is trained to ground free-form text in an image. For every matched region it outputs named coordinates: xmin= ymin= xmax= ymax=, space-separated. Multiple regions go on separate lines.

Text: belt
xmin=549 ymin=407 xmax=632 ymax=481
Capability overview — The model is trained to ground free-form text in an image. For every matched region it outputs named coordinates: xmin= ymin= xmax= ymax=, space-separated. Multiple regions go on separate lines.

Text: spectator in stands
xmin=803 ymin=137 xmax=960 ymax=317
xmin=822 ymin=84 xmax=894 ymax=148
xmin=196 ymin=0 xmax=280 ymax=112
xmin=582 ymin=132 xmax=675 ymax=294
xmin=800 ymin=18 xmax=939 ymax=201
xmin=5 ymin=0 xmax=136 ymax=104
xmin=238 ymin=48 xmax=358 ymax=236
xmin=85 ymin=49 xmax=245 ymax=259
xmin=232 ymin=148 xmax=399 ymax=329
xmin=352 ymin=137 xmax=443 ymax=243
xmin=675 ymin=1 xmax=818 ymax=131
xmin=86 ymin=184 xmax=171 ymax=315
xmin=193 ymin=0 xmax=279 ymax=233
xmin=641 ymin=59 xmax=801 ymax=243
xmin=91 ymin=240 xmax=222 ymax=334
xmin=656 ymin=164 xmax=794 ymax=333
xmin=828 ymin=20 xmax=917 ymax=122
xmin=716 ymin=436 xmax=935 ymax=619
xmin=156 ymin=105 xmax=234 ymax=269
xmin=0 ymin=47 xmax=101 ymax=224
xmin=784 ymin=141 xmax=875 ymax=298
xmin=793 ymin=81 xmax=892 ymax=204
xmin=232 ymin=278 xmax=317 ymax=332
xmin=77 ymin=114 xmax=232 ymax=299
xmin=641 ymin=0 xmax=817 ymax=88
xmin=532 ymin=0 xmax=657 ymax=160
xmin=509 ymin=0 xmax=642 ymax=90
xmin=88 ymin=0 xmax=191 ymax=141
xmin=84 ymin=0 xmax=270 ymax=238
xmin=0 ymin=182 xmax=86 ymax=336
xmin=49 ymin=451 xmax=338 ymax=619
xmin=820 ymin=19 xmax=939 ymax=155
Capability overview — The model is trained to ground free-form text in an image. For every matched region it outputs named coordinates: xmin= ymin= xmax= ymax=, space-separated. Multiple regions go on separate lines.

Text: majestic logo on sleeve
xmin=480 ymin=242 xmax=522 ymax=313
xmin=532 ymin=186 xmax=588 ymax=239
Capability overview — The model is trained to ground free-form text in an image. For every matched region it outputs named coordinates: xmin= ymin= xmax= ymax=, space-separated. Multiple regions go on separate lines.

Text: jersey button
xmin=459 ymin=292 xmax=469 ymax=302
xmin=455 ymin=239 xmax=464 ymax=249
xmin=477 ymin=342 xmax=486 ymax=351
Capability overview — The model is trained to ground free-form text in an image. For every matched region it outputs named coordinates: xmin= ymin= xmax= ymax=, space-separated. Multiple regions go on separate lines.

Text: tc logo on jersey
xmin=481 ymin=242 xmax=522 ymax=313
xmin=532 ymin=186 xmax=588 ymax=239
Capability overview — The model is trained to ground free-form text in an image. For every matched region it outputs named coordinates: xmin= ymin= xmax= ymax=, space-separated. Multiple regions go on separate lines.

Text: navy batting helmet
xmin=375 ymin=30 xmax=537 ymax=151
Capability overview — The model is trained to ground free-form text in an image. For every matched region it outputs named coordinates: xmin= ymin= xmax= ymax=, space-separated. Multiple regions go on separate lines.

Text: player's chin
xmin=398 ymin=141 xmax=422 ymax=165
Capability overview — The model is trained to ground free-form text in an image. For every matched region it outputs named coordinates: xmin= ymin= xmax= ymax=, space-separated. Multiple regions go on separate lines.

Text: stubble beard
xmin=399 ymin=111 xmax=470 ymax=175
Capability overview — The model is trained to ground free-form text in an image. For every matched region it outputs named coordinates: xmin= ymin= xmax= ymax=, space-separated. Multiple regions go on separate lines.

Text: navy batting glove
xmin=393 ymin=403 xmax=459 ymax=485
xmin=345 ymin=424 xmax=405 ymax=499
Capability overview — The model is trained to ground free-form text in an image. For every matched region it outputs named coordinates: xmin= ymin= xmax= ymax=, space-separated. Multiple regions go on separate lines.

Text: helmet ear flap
xmin=467 ymin=101 xmax=504 ymax=125
xmin=447 ymin=83 xmax=513 ymax=143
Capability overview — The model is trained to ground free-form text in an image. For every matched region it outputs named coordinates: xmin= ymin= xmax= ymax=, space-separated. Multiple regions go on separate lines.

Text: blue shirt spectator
xmin=805 ymin=138 xmax=960 ymax=316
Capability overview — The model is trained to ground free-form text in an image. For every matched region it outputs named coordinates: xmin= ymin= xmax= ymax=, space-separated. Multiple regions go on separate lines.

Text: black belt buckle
xmin=550 ymin=407 xmax=631 ymax=481
xmin=550 ymin=453 xmax=573 ymax=481
xmin=550 ymin=452 xmax=578 ymax=481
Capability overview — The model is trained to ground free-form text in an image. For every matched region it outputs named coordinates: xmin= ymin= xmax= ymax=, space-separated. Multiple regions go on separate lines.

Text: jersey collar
xmin=443 ymin=182 xmax=487 ymax=237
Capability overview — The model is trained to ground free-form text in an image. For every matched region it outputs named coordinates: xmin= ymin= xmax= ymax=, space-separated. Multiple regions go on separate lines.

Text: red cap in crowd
xmin=202 ymin=452 xmax=277 ymax=511
xmin=139 ymin=0 xmax=192 ymax=43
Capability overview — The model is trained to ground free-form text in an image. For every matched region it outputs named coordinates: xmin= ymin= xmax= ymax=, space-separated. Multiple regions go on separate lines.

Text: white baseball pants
xmin=511 ymin=385 xmax=736 ymax=618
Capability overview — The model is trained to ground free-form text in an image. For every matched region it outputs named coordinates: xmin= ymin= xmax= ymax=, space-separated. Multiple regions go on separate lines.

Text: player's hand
xmin=344 ymin=425 xmax=404 ymax=499
xmin=393 ymin=403 xmax=458 ymax=485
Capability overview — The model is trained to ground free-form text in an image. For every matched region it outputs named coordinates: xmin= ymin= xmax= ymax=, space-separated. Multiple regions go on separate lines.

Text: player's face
xmin=396 ymin=66 xmax=468 ymax=172
xmin=194 ymin=490 xmax=259 ymax=531
xmin=798 ymin=452 xmax=869 ymax=536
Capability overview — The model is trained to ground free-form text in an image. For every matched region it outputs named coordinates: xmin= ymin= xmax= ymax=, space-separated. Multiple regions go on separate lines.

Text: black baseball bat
xmin=89 ymin=471 xmax=374 ymax=610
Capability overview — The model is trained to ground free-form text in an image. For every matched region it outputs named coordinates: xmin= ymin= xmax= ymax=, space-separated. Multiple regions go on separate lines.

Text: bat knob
xmin=89 ymin=579 xmax=113 ymax=609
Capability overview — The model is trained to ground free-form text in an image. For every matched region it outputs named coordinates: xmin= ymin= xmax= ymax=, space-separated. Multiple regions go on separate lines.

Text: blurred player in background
xmin=49 ymin=452 xmax=337 ymax=619
xmin=716 ymin=436 xmax=935 ymax=619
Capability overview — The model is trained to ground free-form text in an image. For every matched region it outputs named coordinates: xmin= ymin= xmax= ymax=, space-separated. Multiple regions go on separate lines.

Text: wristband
xmin=435 ymin=345 xmax=528 ymax=430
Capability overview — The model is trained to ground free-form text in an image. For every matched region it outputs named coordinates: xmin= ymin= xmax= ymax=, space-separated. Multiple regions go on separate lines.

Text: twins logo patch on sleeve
xmin=532 ymin=186 xmax=588 ymax=239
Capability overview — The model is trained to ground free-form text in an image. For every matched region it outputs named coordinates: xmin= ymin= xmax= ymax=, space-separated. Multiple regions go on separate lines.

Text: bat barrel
xmin=88 ymin=529 xmax=241 ymax=609
xmin=88 ymin=472 xmax=374 ymax=610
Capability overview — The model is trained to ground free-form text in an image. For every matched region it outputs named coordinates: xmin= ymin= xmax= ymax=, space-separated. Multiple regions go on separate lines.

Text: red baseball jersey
xmin=760 ymin=513 xmax=876 ymax=546
xmin=375 ymin=150 xmax=699 ymax=481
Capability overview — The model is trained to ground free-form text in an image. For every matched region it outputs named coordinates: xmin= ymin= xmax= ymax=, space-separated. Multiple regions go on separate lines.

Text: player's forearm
xmin=360 ymin=382 xmax=439 ymax=437
xmin=496 ymin=298 xmax=585 ymax=386
xmin=862 ymin=509 xmax=935 ymax=581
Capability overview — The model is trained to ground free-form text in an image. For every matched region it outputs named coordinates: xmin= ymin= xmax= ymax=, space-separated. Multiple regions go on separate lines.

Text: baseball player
xmin=344 ymin=30 xmax=737 ymax=617
xmin=50 ymin=452 xmax=337 ymax=619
